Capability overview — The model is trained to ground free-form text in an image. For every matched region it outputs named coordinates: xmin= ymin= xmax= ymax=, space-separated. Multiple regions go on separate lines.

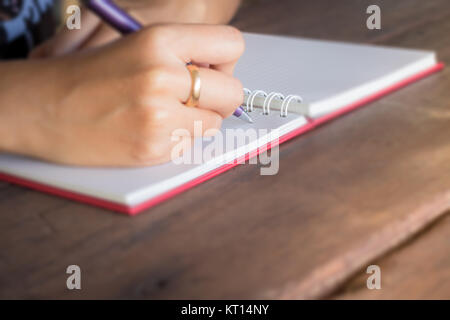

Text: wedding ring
xmin=185 ymin=63 xmax=201 ymax=107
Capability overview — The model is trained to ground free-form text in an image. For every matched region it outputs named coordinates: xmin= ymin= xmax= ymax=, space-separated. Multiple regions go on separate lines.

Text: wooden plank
xmin=234 ymin=0 xmax=450 ymax=44
xmin=332 ymin=212 xmax=450 ymax=299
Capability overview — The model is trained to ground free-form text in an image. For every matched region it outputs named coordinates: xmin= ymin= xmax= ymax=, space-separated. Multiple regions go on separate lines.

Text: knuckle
xmin=145 ymin=67 xmax=171 ymax=93
xmin=138 ymin=105 xmax=170 ymax=127
xmin=131 ymin=68 xmax=172 ymax=107
xmin=224 ymin=25 xmax=243 ymax=42
xmin=148 ymin=107 xmax=170 ymax=123
xmin=224 ymin=26 xmax=245 ymax=54
xmin=131 ymin=88 xmax=155 ymax=109
xmin=129 ymin=105 xmax=170 ymax=143
xmin=141 ymin=24 xmax=172 ymax=50
xmin=131 ymin=108 xmax=172 ymax=162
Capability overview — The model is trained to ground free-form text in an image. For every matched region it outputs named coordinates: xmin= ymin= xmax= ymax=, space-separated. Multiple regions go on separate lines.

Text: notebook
xmin=0 ymin=33 xmax=443 ymax=215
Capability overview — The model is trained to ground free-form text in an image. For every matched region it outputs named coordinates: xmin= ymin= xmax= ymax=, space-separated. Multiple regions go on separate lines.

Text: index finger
xmin=151 ymin=24 xmax=245 ymax=73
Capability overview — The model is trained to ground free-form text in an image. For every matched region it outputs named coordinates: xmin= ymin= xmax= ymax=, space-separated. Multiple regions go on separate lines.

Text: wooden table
xmin=1 ymin=0 xmax=449 ymax=299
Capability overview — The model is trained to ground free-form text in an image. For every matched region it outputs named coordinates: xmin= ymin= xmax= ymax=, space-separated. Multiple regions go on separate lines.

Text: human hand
xmin=3 ymin=24 xmax=244 ymax=166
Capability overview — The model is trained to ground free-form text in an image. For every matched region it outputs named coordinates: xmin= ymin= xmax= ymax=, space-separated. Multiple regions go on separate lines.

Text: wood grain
xmin=0 ymin=0 xmax=449 ymax=299
xmin=332 ymin=211 xmax=450 ymax=299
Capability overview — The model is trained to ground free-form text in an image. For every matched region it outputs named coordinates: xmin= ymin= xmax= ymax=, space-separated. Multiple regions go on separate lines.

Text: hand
xmin=1 ymin=24 xmax=245 ymax=166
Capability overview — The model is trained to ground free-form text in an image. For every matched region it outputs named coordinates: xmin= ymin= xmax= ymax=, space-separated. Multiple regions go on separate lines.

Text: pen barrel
xmin=83 ymin=0 xmax=142 ymax=34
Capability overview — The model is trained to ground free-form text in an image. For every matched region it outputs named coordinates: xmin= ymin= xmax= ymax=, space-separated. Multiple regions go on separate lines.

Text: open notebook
xmin=0 ymin=33 xmax=443 ymax=214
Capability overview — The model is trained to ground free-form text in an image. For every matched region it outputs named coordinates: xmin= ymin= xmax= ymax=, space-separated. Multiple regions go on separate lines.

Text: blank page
xmin=236 ymin=33 xmax=436 ymax=116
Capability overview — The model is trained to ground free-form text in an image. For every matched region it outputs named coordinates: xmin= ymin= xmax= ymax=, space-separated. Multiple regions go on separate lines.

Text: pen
xmin=81 ymin=0 xmax=253 ymax=123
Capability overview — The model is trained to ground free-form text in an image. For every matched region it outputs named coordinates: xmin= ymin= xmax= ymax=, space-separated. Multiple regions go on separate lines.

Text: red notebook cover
xmin=0 ymin=62 xmax=444 ymax=215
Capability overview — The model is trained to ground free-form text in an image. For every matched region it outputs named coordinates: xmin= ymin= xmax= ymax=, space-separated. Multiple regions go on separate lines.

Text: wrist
xmin=0 ymin=60 xmax=64 ymax=158
xmin=0 ymin=61 xmax=28 ymax=154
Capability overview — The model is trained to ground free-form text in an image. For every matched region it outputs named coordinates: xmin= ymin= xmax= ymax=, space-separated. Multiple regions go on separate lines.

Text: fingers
xmin=136 ymin=105 xmax=226 ymax=166
xmin=183 ymin=67 xmax=244 ymax=117
xmin=130 ymin=24 xmax=245 ymax=119
xmin=127 ymin=99 xmax=223 ymax=166
xmin=141 ymin=65 xmax=243 ymax=118
xmin=169 ymin=100 xmax=223 ymax=137
xmin=138 ymin=24 xmax=245 ymax=75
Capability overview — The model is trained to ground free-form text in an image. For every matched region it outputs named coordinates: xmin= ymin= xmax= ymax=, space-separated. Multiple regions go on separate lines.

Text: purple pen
xmin=233 ymin=106 xmax=253 ymax=123
xmin=82 ymin=0 xmax=141 ymax=34
xmin=82 ymin=0 xmax=253 ymax=123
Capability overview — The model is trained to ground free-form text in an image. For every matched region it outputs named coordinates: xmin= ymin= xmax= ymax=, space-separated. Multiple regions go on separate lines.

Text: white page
xmin=236 ymin=33 xmax=436 ymax=117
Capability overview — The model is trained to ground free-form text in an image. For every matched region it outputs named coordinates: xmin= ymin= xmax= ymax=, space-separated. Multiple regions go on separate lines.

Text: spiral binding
xmin=243 ymin=88 xmax=303 ymax=117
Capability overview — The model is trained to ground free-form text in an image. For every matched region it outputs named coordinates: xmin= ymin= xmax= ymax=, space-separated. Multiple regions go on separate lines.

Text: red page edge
xmin=0 ymin=62 xmax=445 ymax=215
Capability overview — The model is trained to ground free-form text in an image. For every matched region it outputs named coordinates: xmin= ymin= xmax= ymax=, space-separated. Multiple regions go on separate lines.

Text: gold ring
xmin=185 ymin=64 xmax=201 ymax=107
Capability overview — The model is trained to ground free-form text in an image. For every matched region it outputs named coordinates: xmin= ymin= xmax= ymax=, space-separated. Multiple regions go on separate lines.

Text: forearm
xmin=118 ymin=0 xmax=242 ymax=25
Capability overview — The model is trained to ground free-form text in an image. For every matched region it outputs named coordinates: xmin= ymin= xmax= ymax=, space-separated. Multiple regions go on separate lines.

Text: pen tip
xmin=242 ymin=111 xmax=254 ymax=123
